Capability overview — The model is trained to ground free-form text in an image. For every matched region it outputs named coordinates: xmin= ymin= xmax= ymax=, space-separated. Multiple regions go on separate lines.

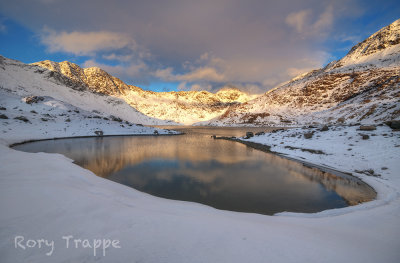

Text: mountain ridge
xmin=1 ymin=19 xmax=399 ymax=127
xmin=32 ymin=60 xmax=257 ymax=125
xmin=202 ymin=18 xmax=400 ymax=126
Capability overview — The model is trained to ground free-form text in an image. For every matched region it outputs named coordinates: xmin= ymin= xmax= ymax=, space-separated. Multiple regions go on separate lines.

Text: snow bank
xmin=1 ymin=120 xmax=400 ymax=262
xmin=243 ymin=125 xmax=400 ymax=216
xmin=0 ymin=57 xmax=399 ymax=263
xmin=0 ymin=89 xmax=177 ymax=145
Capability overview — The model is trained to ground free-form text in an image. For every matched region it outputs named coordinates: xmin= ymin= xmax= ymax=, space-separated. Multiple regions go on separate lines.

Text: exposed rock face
xmin=335 ymin=19 xmax=400 ymax=68
xmin=320 ymin=125 xmax=329 ymax=132
xmin=361 ymin=134 xmax=370 ymax=140
xmin=303 ymin=132 xmax=314 ymax=139
xmin=94 ymin=130 xmax=104 ymax=136
xmin=359 ymin=125 xmax=376 ymax=131
xmin=32 ymin=61 xmax=257 ymax=125
xmin=24 ymin=96 xmax=44 ymax=104
xmin=205 ymin=19 xmax=400 ymax=126
xmin=385 ymin=120 xmax=400 ymax=129
xmin=14 ymin=116 xmax=29 ymax=123
xmin=245 ymin=132 xmax=254 ymax=138
xmin=26 ymin=19 xmax=400 ymax=126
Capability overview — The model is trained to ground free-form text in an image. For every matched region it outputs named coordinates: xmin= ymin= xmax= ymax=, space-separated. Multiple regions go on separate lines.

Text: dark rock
xmin=94 ymin=130 xmax=104 ymax=136
xmin=362 ymin=134 xmax=370 ymax=140
xmin=110 ymin=115 xmax=122 ymax=122
xmin=355 ymin=169 xmax=380 ymax=177
xmin=337 ymin=117 xmax=345 ymax=123
xmin=0 ymin=107 xmax=6 ymax=110
xmin=359 ymin=125 xmax=376 ymax=131
xmin=320 ymin=125 xmax=329 ymax=131
xmin=14 ymin=116 xmax=29 ymax=122
xmin=245 ymin=132 xmax=254 ymax=138
xmin=74 ymin=110 xmax=80 ymax=113
xmin=304 ymin=132 xmax=314 ymax=139
xmin=65 ymin=118 xmax=71 ymax=122
xmin=272 ymin=128 xmax=284 ymax=133
xmin=41 ymin=118 xmax=48 ymax=121
xmin=24 ymin=96 xmax=44 ymax=104
xmin=385 ymin=120 xmax=400 ymax=130
xmin=255 ymin=131 xmax=265 ymax=136
xmin=0 ymin=114 xmax=8 ymax=119
xmin=30 ymin=110 xmax=38 ymax=114
xmin=154 ymin=130 xmax=159 ymax=135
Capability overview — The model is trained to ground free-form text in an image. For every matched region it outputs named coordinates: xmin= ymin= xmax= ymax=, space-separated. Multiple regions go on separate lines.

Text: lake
xmin=13 ymin=126 xmax=376 ymax=215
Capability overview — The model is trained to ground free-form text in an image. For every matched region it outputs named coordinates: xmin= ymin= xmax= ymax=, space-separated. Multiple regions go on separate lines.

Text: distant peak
xmin=216 ymin=87 xmax=244 ymax=94
xmin=344 ymin=18 xmax=400 ymax=60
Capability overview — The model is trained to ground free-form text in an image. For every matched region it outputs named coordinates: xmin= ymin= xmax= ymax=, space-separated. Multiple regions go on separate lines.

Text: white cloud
xmin=83 ymin=59 xmax=148 ymax=81
xmin=285 ymin=9 xmax=311 ymax=34
xmin=102 ymin=53 xmax=134 ymax=62
xmin=155 ymin=66 xmax=226 ymax=82
xmin=178 ymin=67 xmax=226 ymax=82
xmin=0 ymin=20 xmax=6 ymax=33
xmin=285 ymin=6 xmax=334 ymax=36
xmin=313 ymin=6 xmax=334 ymax=33
xmin=40 ymin=29 xmax=137 ymax=55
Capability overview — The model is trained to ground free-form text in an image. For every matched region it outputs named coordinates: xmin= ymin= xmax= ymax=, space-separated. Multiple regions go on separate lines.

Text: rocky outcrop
xmin=32 ymin=61 xmax=257 ymax=125
xmin=205 ymin=19 xmax=400 ymax=126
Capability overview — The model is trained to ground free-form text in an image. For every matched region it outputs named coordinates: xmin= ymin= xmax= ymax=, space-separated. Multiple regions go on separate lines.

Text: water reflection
xmin=13 ymin=127 xmax=376 ymax=215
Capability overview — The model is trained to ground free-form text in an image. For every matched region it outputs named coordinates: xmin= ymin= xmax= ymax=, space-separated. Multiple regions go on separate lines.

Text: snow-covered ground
xmin=0 ymin=89 xmax=177 ymax=146
xmin=0 ymin=56 xmax=176 ymax=126
xmin=1 ymin=113 xmax=400 ymax=262
xmin=244 ymin=125 xmax=400 ymax=190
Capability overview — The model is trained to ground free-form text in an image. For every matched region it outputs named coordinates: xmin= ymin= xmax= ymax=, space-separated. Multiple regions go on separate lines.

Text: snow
xmin=0 ymin=89 xmax=177 ymax=146
xmin=0 ymin=56 xmax=175 ymax=126
xmin=0 ymin=124 xmax=400 ymax=262
xmin=1 ymin=108 xmax=400 ymax=263
xmin=32 ymin=59 xmax=258 ymax=125
xmin=244 ymin=125 xmax=400 ymax=208
xmin=204 ymin=19 xmax=400 ymax=127
xmin=1 ymin=19 xmax=400 ymax=261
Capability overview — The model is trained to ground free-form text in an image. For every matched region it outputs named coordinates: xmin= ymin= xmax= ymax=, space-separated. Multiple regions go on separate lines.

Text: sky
xmin=0 ymin=0 xmax=399 ymax=93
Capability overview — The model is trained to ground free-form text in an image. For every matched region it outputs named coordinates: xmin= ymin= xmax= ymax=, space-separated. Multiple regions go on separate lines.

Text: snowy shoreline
xmin=8 ymin=132 xmax=184 ymax=148
xmin=1 ymin=97 xmax=400 ymax=263
xmin=237 ymin=125 xmax=400 ymax=216
xmin=1 ymin=124 xmax=399 ymax=262
xmin=216 ymin=135 xmax=376 ymax=192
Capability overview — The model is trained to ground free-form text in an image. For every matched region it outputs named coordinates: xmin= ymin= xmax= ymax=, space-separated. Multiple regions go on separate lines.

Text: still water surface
xmin=13 ymin=126 xmax=375 ymax=215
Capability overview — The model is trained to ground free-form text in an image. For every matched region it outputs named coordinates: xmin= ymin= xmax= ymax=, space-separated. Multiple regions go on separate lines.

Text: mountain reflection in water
xmin=13 ymin=127 xmax=376 ymax=215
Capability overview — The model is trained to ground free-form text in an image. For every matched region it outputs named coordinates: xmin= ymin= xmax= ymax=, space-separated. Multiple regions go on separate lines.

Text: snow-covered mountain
xmin=2 ymin=19 xmax=399 ymax=127
xmin=0 ymin=56 xmax=180 ymax=144
xmin=204 ymin=19 xmax=400 ymax=126
xmin=0 ymin=56 xmax=176 ymax=126
xmin=32 ymin=60 xmax=257 ymax=125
